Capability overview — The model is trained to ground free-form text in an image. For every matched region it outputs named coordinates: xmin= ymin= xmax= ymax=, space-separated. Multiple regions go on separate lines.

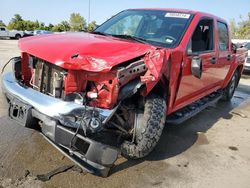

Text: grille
xmin=30 ymin=57 xmax=66 ymax=98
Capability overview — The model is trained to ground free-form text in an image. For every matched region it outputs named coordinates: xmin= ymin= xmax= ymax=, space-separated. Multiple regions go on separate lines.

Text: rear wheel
xmin=222 ymin=71 xmax=239 ymax=101
xmin=120 ymin=94 xmax=166 ymax=159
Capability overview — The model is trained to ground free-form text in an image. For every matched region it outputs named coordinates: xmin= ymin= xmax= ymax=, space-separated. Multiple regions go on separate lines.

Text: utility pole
xmin=88 ymin=0 xmax=91 ymax=24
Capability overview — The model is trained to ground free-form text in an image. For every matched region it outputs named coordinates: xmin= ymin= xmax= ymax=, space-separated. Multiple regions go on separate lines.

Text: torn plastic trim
xmin=2 ymin=72 xmax=118 ymax=125
xmin=118 ymin=79 xmax=144 ymax=100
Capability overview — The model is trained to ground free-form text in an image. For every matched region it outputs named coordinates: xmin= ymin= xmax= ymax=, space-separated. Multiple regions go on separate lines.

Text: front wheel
xmin=121 ymin=94 xmax=166 ymax=159
xmin=222 ymin=71 xmax=239 ymax=101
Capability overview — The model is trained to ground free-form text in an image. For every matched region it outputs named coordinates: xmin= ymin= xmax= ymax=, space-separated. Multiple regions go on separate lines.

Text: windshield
xmin=95 ymin=10 xmax=193 ymax=48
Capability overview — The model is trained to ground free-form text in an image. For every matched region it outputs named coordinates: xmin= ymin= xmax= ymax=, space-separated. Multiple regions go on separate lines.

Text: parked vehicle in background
xmin=0 ymin=26 xmax=24 ymax=39
xmin=1 ymin=8 xmax=247 ymax=177
xmin=23 ymin=30 xmax=34 ymax=37
xmin=33 ymin=30 xmax=53 ymax=35
xmin=243 ymin=42 xmax=250 ymax=71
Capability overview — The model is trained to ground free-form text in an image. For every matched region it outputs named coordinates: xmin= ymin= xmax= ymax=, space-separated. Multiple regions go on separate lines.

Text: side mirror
xmin=232 ymin=43 xmax=237 ymax=53
xmin=191 ymin=56 xmax=202 ymax=79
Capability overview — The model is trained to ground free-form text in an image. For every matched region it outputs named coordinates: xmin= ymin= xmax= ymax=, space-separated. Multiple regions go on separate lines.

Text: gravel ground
xmin=0 ymin=40 xmax=250 ymax=188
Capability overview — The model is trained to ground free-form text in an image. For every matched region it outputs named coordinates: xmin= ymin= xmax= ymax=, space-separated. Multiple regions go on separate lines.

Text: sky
xmin=0 ymin=0 xmax=249 ymax=26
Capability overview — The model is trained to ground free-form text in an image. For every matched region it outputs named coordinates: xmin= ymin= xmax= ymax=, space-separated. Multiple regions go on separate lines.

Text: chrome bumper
xmin=1 ymin=71 xmax=119 ymax=177
xmin=2 ymin=72 xmax=115 ymax=120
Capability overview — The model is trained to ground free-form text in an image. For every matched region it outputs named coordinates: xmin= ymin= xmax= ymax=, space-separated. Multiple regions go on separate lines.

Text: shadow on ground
xmin=110 ymin=82 xmax=250 ymax=175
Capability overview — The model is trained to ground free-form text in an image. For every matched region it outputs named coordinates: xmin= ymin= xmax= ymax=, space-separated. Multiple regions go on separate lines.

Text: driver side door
xmin=174 ymin=17 xmax=221 ymax=109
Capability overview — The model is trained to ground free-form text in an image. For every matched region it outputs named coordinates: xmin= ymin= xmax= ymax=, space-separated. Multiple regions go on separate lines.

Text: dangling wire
xmin=69 ymin=102 xmax=87 ymax=151
xmin=1 ymin=57 xmax=19 ymax=74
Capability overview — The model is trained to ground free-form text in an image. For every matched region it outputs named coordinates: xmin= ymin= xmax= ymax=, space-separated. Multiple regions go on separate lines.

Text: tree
xmin=237 ymin=12 xmax=250 ymax=39
xmin=229 ymin=19 xmax=237 ymax=38
xmin=0 ymin=20 xmax=6 ymax=27
xmin=87 ymin=21 xmax=97 ymax=32
xmin=69 ymin=13 xmax=86 ymax=31
xmin=61 ymin=21 xmax=70 ymax=31
xmin=52 ymin=24 xmax=64 ymax=32
xmin=11 ymin=14 xmax=23 ymax=22
xmin=52 ymin=21 xmax=70 ymax=32
xmin=44 ymin=23 xmax=54 ymax=31
xmin=7 ymin=14 xmax=25 ymax=30
xmin=38 ymin=22 xmax=46 ymax=30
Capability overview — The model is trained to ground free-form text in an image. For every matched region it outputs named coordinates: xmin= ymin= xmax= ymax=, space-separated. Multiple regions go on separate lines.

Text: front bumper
xmin=1 ymin=72 xmax=118 ymax=177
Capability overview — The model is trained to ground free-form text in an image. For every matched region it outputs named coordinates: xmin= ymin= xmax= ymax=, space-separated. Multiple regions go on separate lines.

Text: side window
xmin=217 ymin=22 xmax=229 ymax=51
xmin=190 ymin=19 xmax=214 ymax=53
xmin=0 ymin=28 xmax=6 ymax=31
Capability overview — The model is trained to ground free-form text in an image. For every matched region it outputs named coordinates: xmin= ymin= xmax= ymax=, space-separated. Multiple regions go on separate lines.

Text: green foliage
xmin=61 ymin=21 xmax=70 ymax=31
xmin=45 ymin=24 xmax=54 ymax=31
xmin=229 ymin=19 xmax=237 ymax=38
xmin=87 ymin=21 xmax=97 ymax=32
xmin=69 ymin=13 xmax=87 ymax=31
xmin=52 ymin=21 xmax=70 ymax=32
xmin=0 ymin=20 xmax=6 ymax=27
xmin=230 ymin=12 xmax=250 ymax=39
xmin=5 ymin=13 xmax=96 ymax=33
xmin=7 ymin=14 xmax=25 ymax=30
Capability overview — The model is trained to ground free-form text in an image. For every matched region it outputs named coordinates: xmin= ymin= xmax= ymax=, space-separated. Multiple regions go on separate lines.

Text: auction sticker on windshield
xmin=165 ymin=12 xmax=191 ymax=19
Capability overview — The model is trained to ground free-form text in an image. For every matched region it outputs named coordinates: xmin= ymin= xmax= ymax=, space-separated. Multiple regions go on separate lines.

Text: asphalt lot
xmin=0 ymin=40 xmax=250 ymax=188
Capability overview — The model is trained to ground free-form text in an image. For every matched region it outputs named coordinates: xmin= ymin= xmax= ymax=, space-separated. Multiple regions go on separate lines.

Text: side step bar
xmin=166 ymin=91 xmax=222 ymax=125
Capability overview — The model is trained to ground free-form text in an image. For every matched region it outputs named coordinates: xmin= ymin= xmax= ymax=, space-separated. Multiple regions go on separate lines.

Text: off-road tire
xmin=15 ymin=34 xmax=21 ymax=40
xmin=222 ymin=70 xmax=239 ymax=101
xmin=121 ymin=94 xmax=166 ymax=159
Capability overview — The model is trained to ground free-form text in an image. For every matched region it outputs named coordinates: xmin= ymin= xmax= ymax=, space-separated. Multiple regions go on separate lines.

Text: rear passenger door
xmin=216 ymin=21 xmax=232 ymax=81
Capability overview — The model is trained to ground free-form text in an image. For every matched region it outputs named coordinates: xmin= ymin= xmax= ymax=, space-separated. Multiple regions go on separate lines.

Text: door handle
xmin=227 ymin=54 xmax=232 ymax=61
xmin=210 ymin=57 xmax=217 ymax=64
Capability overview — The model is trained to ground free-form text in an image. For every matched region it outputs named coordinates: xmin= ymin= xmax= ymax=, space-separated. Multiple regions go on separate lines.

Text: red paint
xmin=18 ymin=33 xmax=155 ymax=72
xmin=18 ymin=9 xmax=246 ymax=113
xmin=21 ymin=52 xmax=31 ymax=84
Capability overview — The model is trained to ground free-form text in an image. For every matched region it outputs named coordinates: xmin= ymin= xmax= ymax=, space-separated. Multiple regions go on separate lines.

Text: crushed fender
xmin=141 ymin=49 xmax=170 ymax=94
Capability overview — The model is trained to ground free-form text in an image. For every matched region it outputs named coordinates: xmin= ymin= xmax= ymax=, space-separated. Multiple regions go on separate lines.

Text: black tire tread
xmin=222 ymin=70 xmax=239 ymax=101
xmin=121 ymin=94 xmax=166 ymax=159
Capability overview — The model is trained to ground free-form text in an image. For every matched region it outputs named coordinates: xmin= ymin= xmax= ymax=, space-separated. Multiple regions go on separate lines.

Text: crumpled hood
xmin=19 ymin=32 xmax=156 ymax=72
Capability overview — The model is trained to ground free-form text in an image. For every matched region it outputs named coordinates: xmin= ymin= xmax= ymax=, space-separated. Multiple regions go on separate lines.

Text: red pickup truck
xmin=1 ymin=9 xmax=247 ymax=176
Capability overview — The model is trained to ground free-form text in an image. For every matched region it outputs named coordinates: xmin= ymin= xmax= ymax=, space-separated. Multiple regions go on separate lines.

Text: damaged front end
xmin=1 ymin=47 xmax=167 ymax=177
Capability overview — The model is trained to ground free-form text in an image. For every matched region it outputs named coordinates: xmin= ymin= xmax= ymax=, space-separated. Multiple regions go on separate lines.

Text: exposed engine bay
xmin=28 ymin=55 xmax=148 ymax=109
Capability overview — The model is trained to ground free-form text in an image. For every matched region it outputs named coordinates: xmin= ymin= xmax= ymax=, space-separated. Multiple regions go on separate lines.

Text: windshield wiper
xmin=111 ymin=34 xmax=149 ymax=44
xmin=91 ymin=31 xmax=108 ymax=36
